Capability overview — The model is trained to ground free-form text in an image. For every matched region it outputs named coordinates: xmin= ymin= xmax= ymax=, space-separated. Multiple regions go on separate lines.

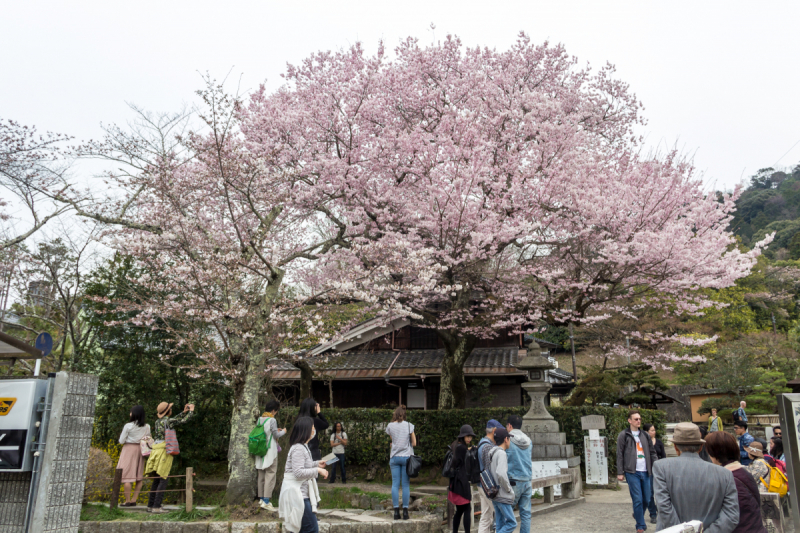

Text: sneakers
xmin=260 ymin=500 xmax=275 ymax=512
xmin=150 ymin=507 xmax=168 ymax=514
xmin=650 ymin=516 xmax=657 ymax=524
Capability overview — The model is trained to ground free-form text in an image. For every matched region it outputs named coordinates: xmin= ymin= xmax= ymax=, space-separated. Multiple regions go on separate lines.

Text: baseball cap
xmin=494 ymin=428 xmax=510 ymax=443
xmin=486 ymin=419 xmax=504 ymax=430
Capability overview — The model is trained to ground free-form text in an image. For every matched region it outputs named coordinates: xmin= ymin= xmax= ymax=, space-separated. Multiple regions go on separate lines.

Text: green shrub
xmin=277 ymin=405 xmax=666 ymax=476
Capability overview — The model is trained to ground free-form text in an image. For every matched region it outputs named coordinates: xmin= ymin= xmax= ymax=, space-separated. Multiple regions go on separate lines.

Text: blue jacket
xmin=736 ymin=407 xmax=748 ymax=423
xmin=738 ymin=432 xmax=754 ymax=466
xmin=506 ymin=429 xmax=532 ymax=481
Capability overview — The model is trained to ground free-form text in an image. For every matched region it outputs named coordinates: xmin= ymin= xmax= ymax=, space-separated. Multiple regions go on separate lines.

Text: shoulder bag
xmin=405 ymin=421 xmax=422 ymax=478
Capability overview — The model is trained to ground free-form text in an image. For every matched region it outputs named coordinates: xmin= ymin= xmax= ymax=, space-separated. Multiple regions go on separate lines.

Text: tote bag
xmin=165 ymin=428 xmax=180 ymax=456
xmin=405 ymin=421 xmax=422 ymax=478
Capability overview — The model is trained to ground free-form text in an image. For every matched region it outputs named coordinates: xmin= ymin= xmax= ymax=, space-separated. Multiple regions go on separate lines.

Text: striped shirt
xmin=286 ymin=444 xmax=318 ymax=498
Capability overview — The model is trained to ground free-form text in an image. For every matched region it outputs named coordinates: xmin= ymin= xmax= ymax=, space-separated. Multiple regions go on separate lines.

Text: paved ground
xmin=528 ymin=488 xmax=642 ymax=533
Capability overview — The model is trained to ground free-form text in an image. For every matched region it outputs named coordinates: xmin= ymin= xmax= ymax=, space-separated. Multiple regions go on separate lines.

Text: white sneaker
xmin=260 ymin=501 xmax=275 ymax=512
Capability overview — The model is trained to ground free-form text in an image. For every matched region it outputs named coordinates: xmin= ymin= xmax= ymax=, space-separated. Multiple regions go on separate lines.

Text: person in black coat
xmin=448 ymin=425 xmax=476 ymax=533
xmin=643 ymin=424 xmax=666 ymax=524
xmin=299 ymin=397 xmax=329 ymax=461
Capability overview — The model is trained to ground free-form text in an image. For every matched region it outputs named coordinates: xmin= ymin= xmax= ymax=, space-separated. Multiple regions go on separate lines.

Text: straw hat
xmin=157 ymin=402 xmax=174 ymax=419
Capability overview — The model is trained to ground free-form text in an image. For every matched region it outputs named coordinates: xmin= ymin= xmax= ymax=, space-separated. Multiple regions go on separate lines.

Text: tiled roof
xmin=268 ymin=347 xmax=521 ymax=379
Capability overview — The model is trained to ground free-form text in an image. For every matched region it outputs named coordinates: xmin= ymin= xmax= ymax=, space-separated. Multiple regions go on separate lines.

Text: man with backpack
xmin=489 ymin=428 xmax=517 ymax=533
xmin=477 ymin=420 xmax=503 ymax=533
xmin=734 ymin=420 xmax=755 ymax=466
xmin=505 ymin=415 xmax=532 ymax=533
xmin=733 ymin=401 xmax=748 ymax=424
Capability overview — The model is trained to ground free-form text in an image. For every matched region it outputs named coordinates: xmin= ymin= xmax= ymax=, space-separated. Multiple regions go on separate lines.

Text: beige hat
xmin=157 ymin=402 xmax=174 ymax=419
xmin=747 ymin=441 xmax=764 ymax=458
xmin=672 ymin=422 xmax=705 ymax=446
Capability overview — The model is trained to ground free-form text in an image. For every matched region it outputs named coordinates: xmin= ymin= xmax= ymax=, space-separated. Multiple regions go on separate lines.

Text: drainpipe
xmin=385 ymin=329 xmax=403 ymax=405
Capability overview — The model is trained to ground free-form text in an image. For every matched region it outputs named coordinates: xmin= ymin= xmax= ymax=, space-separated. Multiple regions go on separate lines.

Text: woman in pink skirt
xmin=117 ymin=405 xmax=151 ymax=506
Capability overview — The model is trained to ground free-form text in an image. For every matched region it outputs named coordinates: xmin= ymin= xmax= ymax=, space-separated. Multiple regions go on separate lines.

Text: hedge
xmin=277 ymin=406 xmax=666 ymax=476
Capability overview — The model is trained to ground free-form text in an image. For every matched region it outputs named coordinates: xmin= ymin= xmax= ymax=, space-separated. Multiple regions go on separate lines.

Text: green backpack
xmin=248 ymin=418 xmax=274 ymax=457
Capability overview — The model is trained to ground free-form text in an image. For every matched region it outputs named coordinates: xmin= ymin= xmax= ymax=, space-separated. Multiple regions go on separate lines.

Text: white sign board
xmin=531 ymin=459 xmax=568 ymax=496
xmin=584 ymin=436 xmax=608 ymax=485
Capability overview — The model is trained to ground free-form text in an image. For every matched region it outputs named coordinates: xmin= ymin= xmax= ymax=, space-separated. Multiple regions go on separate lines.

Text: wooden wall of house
xmin=312 ymin=380 xmax=401 ymax=409
xmin=352 ymin=324 xmax=522 ymax=352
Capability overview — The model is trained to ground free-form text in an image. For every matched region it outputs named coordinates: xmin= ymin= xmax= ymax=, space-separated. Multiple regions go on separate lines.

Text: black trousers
xmin=147 ymin=476 xmax=168 ymax=508
xmin=453 ymin=503 xmax=471 ymax=533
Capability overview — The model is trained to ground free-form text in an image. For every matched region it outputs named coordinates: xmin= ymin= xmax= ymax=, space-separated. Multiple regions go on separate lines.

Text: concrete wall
xmin=0 ymin=472 xmax=32 ymax=533
xmin=30 ymin=372 xmax=99 ymax=532
xmin=688 ymin=393 xmax=732 ymax=423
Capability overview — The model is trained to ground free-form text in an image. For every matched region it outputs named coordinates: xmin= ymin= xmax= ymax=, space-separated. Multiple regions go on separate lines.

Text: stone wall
xmin=30 ymin=372 xmax=99 ymax=533
xmin=0 ymin=472 xmax=32 ymax=532
xmin=79 ymin=516 xmax=442 ymax=533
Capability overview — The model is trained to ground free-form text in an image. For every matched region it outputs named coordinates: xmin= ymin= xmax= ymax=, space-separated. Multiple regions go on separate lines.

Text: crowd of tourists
xmin=113 ymin=396 xmax=790 ymax=533
xmin=617 ymin=404 xmax=788 ymax=533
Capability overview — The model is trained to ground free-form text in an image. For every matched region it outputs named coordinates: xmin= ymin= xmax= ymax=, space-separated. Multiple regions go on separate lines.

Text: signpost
xmin=582 ymin=415 xmax=608 ymax=485
xmin=33 ymin=332 xmax=52 ymax=376
xmin=777 ymin=394 xmax=800 ymax=531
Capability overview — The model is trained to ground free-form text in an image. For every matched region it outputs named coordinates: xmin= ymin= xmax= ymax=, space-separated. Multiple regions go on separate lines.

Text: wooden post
xmin=185 ymin=467 xmax=193 ymax=512
xmin=110 ymin=468 xmax=123 ymax=509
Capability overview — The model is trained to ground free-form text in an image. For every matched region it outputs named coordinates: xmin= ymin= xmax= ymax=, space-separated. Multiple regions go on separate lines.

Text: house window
xmin=407 ymin=388 xmax=425 ymax=409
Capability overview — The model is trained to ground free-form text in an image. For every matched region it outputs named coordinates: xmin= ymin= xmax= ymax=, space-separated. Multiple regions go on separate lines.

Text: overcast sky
xmin=2 ymin=1 xmax=799 ymax=191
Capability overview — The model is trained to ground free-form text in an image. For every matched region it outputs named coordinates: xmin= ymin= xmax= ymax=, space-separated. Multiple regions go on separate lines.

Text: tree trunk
xmin=225 ymin=270 xmax=284 ymax=505
xmin=225 ymin=345 xmax=268 ymax=504
xmin=294 ymin=360 xmax=314 ymax=400
xmin=438 ymin=336 xmax=475 ymax=409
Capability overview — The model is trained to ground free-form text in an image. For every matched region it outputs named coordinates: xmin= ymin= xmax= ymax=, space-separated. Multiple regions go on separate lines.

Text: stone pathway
xmin=526 ymin=488 xmax=640 ymax=533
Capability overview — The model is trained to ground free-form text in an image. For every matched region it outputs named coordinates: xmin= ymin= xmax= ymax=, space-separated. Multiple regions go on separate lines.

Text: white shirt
xmin=119 ymin=422 xmax=151 ymax=444
xmin=632 ymin=430 xmax=647 ymax=472
xmin=330 ymin=432 xmax=347 ymax=454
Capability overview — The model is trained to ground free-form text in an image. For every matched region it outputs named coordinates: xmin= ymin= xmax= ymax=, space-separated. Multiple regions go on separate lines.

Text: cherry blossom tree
xmin=1 ymin=119 xmax=73 ymax=250
xmin=242 ymin=33 xmax=767 ymax=408
xmin=79 ymin=82 xmax=342 ymax=503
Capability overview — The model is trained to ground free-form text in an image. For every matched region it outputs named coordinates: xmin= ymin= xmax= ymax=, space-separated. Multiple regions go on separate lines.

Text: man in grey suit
xmin=653 ymin=423 xmax=739 ymax=533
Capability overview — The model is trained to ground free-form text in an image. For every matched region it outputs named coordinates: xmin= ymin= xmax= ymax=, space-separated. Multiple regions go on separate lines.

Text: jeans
xmin=493 ymin=501 xmax=516 ymax=533
xmin=512 ymin=482 xmax=532 ymax=533
xmin=329 ymin=453 xmax=346 ymax=483
xmin=147 ymin=476 xmax=168 ymax=509
xmin=300 ymin=498 xmax=319 ymax=533
xmin=625 ymin=471 xmax=651 ymax=531
xmin=647 ymin=474 xmax=657 ymax=519
xmin=390 ymin=456 xmax=410 ymax=508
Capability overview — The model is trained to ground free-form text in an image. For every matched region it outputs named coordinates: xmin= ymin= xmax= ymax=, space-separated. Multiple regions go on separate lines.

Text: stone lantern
xmin=517 ymin=339 xmax=582 ymax=498
xmin=517 ymin=340 xmax=560 ymax=434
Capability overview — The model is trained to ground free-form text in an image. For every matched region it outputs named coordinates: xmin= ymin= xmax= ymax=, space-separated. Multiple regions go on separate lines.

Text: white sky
xmin=2 ymin=0 xmax=800 ymax=191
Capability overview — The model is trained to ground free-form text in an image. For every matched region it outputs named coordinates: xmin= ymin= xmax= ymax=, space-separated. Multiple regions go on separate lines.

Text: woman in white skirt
xmin=117 ymin=405 xmax=151 ymax=506
xmin=279 ymin=417 xmax=328 ymax=533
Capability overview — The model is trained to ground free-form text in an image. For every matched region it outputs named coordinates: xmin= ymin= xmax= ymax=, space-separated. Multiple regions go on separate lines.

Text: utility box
xmin=0 ymin=378 xmax=47 ymax=471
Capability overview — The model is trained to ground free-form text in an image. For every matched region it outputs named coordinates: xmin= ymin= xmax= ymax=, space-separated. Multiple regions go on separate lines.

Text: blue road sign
xmin=34 ymin=333 xmax=53 ymax=357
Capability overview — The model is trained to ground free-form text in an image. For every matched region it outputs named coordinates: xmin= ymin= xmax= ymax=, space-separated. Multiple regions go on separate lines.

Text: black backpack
xmin=732 ymin=409 xmax=741 ymax=423
xmin=442 ymin=447 xmax=456 ymax=478
xmin=465 ymin=446 xmax=481 ymax=484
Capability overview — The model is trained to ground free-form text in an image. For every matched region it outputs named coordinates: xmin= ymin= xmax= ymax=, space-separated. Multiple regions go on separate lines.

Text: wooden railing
xmin=104 ymin=467 xmax=196 ymax=511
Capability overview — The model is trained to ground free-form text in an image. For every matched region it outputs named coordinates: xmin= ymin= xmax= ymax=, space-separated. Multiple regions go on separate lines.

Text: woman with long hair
xmin=385 ymin=405 xmax=416 ymax=520
xmin=299 ymin=398 xmax=329 ymax=461
xmin=117 ymin=405 xmax=151 ymax=506
xmin=329 ymin=421 xmax=348 ymax=484
xmin=705 ymin=431 xmax=767 ymax=533
xmin=448 ymin=425 xmax=476 ymax=533
xmin=279 ymin=417 xmax=329 ymax=533
xmin=641 ymin=423 xmax=663 ymax=524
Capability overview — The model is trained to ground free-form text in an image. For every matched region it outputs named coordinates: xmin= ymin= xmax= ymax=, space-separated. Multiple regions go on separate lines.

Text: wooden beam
xmin=0 ymin=331 xmax=43 ymax=359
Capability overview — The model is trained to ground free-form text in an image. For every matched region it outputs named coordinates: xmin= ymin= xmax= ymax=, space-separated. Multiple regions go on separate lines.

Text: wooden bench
xmin=530 ymin=469 xmax=577 ymax=504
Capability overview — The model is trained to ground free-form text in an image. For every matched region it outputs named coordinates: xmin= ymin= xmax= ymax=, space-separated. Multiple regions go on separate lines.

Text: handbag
xmin=139 ymin=435 xmax=155 ymax=456
xmin=405 ymin=421 xmax=422 ymax=478
xmin=165 ymin=428 xmax=180 ymax=456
